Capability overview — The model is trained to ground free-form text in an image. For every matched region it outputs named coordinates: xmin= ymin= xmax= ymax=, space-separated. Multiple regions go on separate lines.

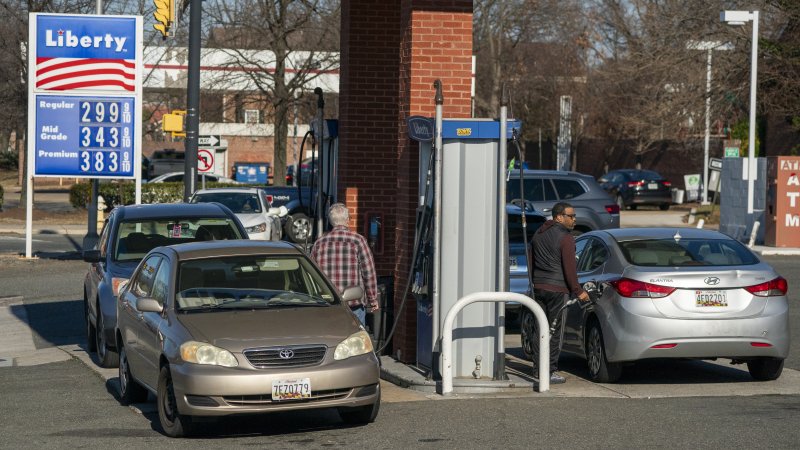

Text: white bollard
xmin=688 ymin=208 xmax=697 ymax=224
xmin=696 ymin=219 xmax=705 ymax=229
xmin=748 ymin=221 xmax=760 ymax=248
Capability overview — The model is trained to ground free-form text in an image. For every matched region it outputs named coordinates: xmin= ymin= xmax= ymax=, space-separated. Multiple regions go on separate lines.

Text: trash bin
xmin=671 ymin=188 xmax=685 ymax=204
xmin=233 ymin=162 xmax=270 ymax=184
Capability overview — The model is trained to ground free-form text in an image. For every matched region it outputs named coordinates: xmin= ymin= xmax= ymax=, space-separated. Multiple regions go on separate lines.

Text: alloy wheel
xmin=587 ymin=325 xmax=602 ymax=377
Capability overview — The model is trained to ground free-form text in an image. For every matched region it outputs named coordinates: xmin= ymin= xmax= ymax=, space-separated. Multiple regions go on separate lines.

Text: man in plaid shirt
xmin=311 ymin=203 xmax=379 ymax=325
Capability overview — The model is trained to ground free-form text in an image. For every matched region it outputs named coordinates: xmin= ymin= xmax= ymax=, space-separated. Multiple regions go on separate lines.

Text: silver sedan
xmin=520 ymin=228 xmax=789 ymax=383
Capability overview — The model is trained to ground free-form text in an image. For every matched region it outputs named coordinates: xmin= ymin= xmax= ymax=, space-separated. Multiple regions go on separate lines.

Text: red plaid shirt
xmin=311 ymin=226 xmax=378 ymax=308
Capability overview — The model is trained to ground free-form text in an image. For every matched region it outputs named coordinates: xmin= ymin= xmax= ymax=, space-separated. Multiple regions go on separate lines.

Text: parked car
xmin=146 ymin=149 xmax=184 ymax=179
xmin=190 ymin=188 xmax=286 ymax=241
xmin=598 ymin=169 xmax=672 ymax=210
xmin=82 ymin=203 xmax=248 ymax=368
xmin=146 ymin=171 xmax=239 ymax=184
xmin=506 ymin=170 xmax=620 ymax=235
xmin=115 ymin=240 xmax=381 ymax=437
xmin=520 ymin=228 xmax=789 ymax=383
xmin=257 ymin=185 xmax=315 ymax=243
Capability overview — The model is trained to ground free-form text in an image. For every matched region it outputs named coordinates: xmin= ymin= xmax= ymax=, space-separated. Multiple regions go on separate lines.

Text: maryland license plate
xmin=271 ymin=378 xmax=311 ymax=401
xmin=648 ymin=183 xmax=658 ymax=190
xmin=696 ymin=290 xmax=728 ymax=307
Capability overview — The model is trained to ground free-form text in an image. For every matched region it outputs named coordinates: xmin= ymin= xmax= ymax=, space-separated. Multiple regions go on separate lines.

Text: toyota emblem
xmin=278 ymin=349 xmax=294 ymax=359
xmin=704 ymin=277 xmax=720 ymax=286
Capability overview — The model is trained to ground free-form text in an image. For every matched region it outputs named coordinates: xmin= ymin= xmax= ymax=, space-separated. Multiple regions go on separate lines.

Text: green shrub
xmin=0 ymin=151 xmax=18 ymax=170
xmin=69 ymin=181 xmax=244 ymax=210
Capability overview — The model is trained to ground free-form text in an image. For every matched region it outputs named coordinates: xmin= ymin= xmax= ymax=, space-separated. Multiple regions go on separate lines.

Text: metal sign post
xmin=26 ymin=13 xmax=143 ymax=258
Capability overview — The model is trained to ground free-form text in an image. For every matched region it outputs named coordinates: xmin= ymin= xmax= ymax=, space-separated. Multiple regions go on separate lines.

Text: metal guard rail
xmin=440 ymin=292 xmax=551 ymax=394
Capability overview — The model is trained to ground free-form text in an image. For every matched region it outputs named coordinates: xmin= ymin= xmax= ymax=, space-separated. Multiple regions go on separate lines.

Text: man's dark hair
xmin=551 ymin=202 xmax=573 ymax=218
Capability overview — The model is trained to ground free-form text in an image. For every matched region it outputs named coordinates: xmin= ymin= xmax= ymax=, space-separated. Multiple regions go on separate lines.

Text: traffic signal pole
xmin=183 ymin=0 xmax=200 ymax=201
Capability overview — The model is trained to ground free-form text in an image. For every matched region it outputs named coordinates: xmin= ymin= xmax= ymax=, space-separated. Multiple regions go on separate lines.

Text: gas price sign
xmin=35 ymin=95 xmax=135 ymax=177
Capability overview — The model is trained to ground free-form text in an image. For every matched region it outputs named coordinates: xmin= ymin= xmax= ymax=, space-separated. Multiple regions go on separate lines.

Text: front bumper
xmin=602 ymin=298 xmax=790 ymax=362
xmin=171 ymin=352 xmax=380 ymax=416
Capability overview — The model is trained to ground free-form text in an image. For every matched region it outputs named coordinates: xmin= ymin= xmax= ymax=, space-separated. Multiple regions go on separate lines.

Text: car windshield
xmin=176 ymin=255 xmax=337 ymax=311
xmin=618 ymin=238 xmax=759 ymax=267
xmin=113 ymin=218 xmax=244 ymax=262
xmin=192 ymin=192 xmax=262 ymax=213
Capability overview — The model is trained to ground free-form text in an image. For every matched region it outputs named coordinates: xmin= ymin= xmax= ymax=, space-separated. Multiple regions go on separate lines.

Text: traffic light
xmin=153 ymin=0 xmax=174 ymax=38
xmin=163 ymin=110 xmax=186 ymax=138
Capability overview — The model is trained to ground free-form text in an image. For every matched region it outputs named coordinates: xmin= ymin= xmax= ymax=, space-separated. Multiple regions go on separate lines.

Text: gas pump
xmin=410 ymin=82 xmax=521 ymax=379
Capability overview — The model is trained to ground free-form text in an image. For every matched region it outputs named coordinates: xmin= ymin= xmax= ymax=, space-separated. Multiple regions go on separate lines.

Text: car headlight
xmin=112 ymin=277 xmax=129 ymax=296
xmin=334 ymin=330 xmax=374 ymax=360
xmin=180 ymin=341 xmax=238 ymax=367
xmin=246 ymin=222 xmax=267 ymax=233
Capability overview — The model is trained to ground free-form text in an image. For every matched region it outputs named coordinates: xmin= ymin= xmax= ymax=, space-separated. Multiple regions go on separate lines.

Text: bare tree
xmin=204 ymin=0 xmax=339 ymax=186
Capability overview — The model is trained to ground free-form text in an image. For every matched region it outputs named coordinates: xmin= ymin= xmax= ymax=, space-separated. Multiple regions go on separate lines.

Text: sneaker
xmin=549 ymin=372 xmax=566 ymax=384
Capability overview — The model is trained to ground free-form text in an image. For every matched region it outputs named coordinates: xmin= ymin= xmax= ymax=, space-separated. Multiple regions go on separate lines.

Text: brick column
xmin=340 ymin=0 xmax=472 ymax=364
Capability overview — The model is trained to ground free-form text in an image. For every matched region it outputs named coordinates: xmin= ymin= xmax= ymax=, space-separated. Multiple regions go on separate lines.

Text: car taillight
xmin=627 ymin=181 xmax=644 ymax=187
xmin=266 ymin=194 xmax=274 ymax=203
xmin=744 ymin=276 xmax=788 ymax=297
xmin=662 ymin=181 xmax=672 ymax=187
xmin=605 ymin=204 xmax=620 ymax=214
xmin=610 ymin=278 xmax=676 ymax=298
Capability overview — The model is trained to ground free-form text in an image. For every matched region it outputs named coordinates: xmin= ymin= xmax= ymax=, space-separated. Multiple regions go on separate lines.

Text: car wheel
xmin=95 ymin=304 xmax=119 ymax=368
xmin=85 ymin=297 xmax=97 ymax=352
xmin=747 ymin=357 xmax=784 ymax=381
xmin=158 ymin=366 xmax=194 ymax=438
xmin=520 ymin=309 xmax=537 ymax=361
xmin=338 ymin=388 xmax=380 ymax=425
xmin=615 ymin=195 xmax=625 ymax=210
xmin=285 ymin=212 xmax=311 ymax=243
xmin=659 ymin=204 xmax=670 ymax=211
xmin=119 ymin=345 xmax=148 ymax=405
xmin=586 ymin=321 xmax=622 ymax=383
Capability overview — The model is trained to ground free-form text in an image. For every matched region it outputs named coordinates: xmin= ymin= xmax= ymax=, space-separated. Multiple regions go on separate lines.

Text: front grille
xmin=243 ymin=345 xmax=327 ymax=368
xmin=223 ymin=388 xmax=352 ymax=406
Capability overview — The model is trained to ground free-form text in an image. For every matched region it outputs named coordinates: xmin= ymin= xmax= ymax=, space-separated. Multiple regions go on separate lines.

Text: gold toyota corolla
xmin=115 ymin=240 xmax=380 ymax=438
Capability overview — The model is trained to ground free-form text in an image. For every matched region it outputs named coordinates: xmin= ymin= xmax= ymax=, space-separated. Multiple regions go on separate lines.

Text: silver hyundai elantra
xmin=520 ymin=228 xmax=789 ymax=383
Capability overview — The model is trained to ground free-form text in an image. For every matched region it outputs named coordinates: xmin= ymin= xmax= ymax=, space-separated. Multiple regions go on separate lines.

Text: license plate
xmin=648 ymin=183 xmax=658 ymax=190
xmin=509 ymin=257 xmax=518 ymax=270
xmin=271 ymin=378 xmax=311 ymax=401
xmin=696 ymin=290 xmax=728 ymax=307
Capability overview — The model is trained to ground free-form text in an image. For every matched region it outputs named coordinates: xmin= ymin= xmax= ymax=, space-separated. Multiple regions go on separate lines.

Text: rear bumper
xmin=602 ymin=300 xmax=790 ymax=362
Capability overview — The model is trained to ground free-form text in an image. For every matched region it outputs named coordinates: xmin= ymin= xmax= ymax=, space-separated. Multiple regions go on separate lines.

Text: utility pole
xmin=83 ymin=0 xmax=104 ymax=251
xmin=183 ymin=0 xmax=200 ymax=201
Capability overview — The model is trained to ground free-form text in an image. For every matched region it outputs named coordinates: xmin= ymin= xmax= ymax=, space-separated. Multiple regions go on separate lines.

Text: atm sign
xmin=456 ymin=128 xmax=472 ymax=137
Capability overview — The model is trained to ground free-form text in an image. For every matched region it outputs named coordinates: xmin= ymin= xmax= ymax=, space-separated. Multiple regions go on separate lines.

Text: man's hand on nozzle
xmin=578 ymin=291 xmax=590 ymax=302
xmin=368 ymin=303 xmax=380 ymax=313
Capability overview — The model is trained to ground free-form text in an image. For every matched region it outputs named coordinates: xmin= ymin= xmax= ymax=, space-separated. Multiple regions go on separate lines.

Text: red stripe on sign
xmin=37 ymin=79 xmax=135 ymax=91
xmin=37 ymin=68 xmax=135 ymax=86
xmin=36 ymin=57 xmax=135 ymax=76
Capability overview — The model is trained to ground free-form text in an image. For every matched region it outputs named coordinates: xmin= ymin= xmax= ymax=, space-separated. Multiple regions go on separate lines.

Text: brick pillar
xmin=340 ymin=0 xmax=472 ymax=364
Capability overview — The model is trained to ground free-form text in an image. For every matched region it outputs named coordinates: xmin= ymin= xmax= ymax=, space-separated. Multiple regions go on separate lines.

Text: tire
xmin=338 ymin=388 xmax=380 ymax=425
xmin=95 ymin=304 xmax=119 ymax=368
xmin=119 ymin=345 xmax=148 ymax=405
xmin=615 ymin=195 xmax=625 ymax=210
xmin=747 ymin=357 xmax=784 ymax=381
xmin=285 ymin=212 xmax=311 ymax=243
xmin=659 ymin=204 xmax=670 ymax=211
xmin=158 ymin=366 xmax=194 ymax=438
xmin=85 ymin=297 xmax=97 ymax=353
xmin=520 ymin=309 xmax=537 ymax=361
xmin=586 ymin=321 xmax=622 ymax=383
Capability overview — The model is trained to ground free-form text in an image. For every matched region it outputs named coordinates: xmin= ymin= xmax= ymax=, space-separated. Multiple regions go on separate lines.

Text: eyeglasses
xmin=562 ymin=213 xmax=577 ymax=219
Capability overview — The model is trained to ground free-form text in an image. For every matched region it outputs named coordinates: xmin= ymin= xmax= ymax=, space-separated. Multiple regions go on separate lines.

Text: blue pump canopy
xmin=440 ymin=119 xmax=521 ymax=140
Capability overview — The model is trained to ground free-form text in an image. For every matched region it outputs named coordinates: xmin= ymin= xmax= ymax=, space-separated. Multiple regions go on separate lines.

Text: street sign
xmin=710 ymin=157 xmax=723 ymax=171
xmin=28 ymin=14 xmax=142 ymax=179
xmin=725 ymin=147 xmax=740 ymax=157
xmin=198 ymin=135 xmax=221 ymax=147
xmin=407 ymin=116 xmax=433 ymax=142
xmin=198 ymin=149 xmax=214 ymax=173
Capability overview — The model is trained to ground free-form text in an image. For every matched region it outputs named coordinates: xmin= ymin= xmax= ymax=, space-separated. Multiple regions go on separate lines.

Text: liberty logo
xmin=45 ymin=29 xmax=127 ymax=52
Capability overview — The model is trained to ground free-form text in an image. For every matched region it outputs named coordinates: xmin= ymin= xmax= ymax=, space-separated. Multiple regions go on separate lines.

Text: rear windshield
xmin=192 ymin=192 xmax=261 ymax=213
xmin=618 ymin=238 xmax=758 ymax=267
xmin=114 ymin=218 xmax=244 ymax=262
xmin=176 ymin=255 xmax=337 ymax=311
xmin=508 ymin=213 xmax=546 ymax=243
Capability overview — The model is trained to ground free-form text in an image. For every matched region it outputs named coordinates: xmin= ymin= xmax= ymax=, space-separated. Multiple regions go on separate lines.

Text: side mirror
xmin=267 ymin=206 xmax=289 ymax=217
xmin=341 ymin=286 xmax=364 ymax=303
xmin=83 ymin=249 xmax=102 ymax=263
xmin=136 ymin=297 xmax=163 ymax=313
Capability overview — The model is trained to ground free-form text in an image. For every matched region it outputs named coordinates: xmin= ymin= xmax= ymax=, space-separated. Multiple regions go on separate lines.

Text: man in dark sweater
xmin=529 ymin=202 xmax=589 ymax=384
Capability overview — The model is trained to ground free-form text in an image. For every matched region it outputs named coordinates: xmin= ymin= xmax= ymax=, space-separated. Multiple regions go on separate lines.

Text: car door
xmin=124 ymin=254 xmax=161 ymax=383
xmin=140 ymin=256 xmax=171 ymax=389
xmin=563 ymin=237 xmax=609 ymax=351
xmin=87 ymin=218 xmax=111 ymax=322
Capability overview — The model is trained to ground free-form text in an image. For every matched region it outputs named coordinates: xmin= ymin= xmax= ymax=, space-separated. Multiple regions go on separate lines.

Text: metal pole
xmin=702 ymin=48 xmax=712 ymax=205
xmin=494 ymin=84 xmax=509 ymax=380
xmin=432 ymin=80 xmax=444 ymax=372
xmin=82 ymin=0 xmax=104 ymax=251
xmin=183 ymin=0 xmax=201 ymax=202
xmin=746 ymin=11 xmax=759 ymax=215
xmin=314 ymin=88 xmax=325 ymax=237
